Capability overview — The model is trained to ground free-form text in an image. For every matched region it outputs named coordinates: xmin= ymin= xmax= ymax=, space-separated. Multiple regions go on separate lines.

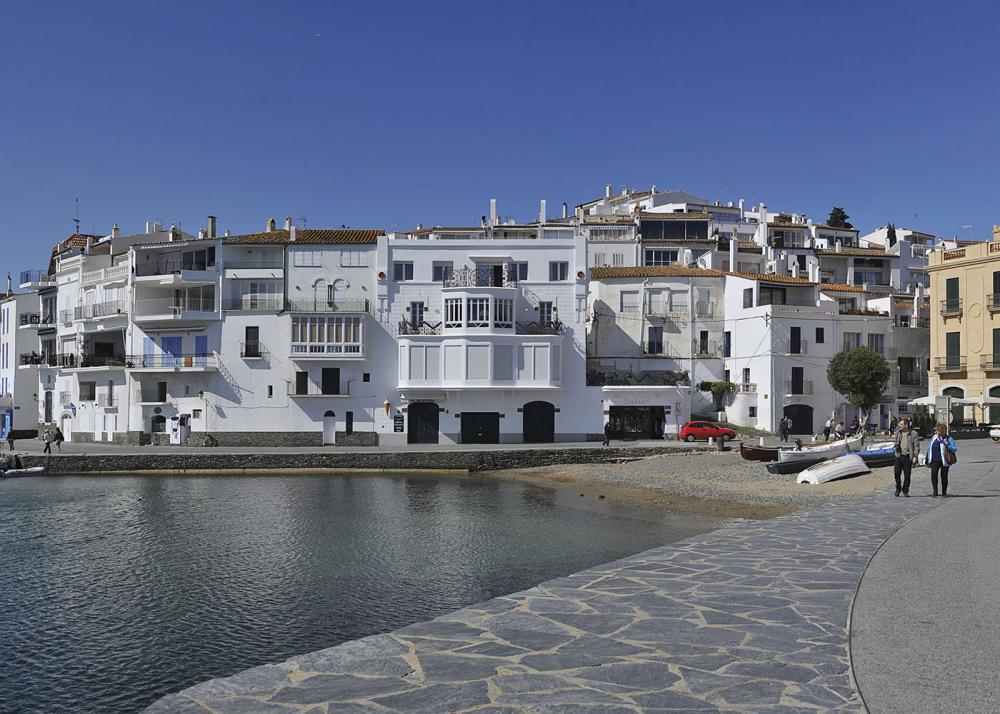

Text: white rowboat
xmin=0 ymin=466 xmax=46 ymax=478
xmin=797 ymin=454 xmax=870 ymax=485
xmin=777 ymin=434 xmax=865 ymax=463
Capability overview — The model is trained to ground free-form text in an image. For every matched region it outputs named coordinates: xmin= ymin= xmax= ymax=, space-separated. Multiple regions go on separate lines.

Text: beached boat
xmin=852 ymin=441 xmax=895 ymax=468
xmin=766 ymin=455 xmax=828 ymax=475
xmin=797 ymin=453 xmax=870 ymax=485
xmin=991 ymin=426 xmax=1000 ymax=443
xmin=1 ymin=466 xmax=46 ymax=479
xmin=739 ymin=442 xmax=781 ymax=462
xmin=776 ymin=434 xmax=864 ymax=463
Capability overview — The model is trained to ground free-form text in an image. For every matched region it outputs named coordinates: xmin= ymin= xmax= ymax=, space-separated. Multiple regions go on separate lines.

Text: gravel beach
xmin=490 ymin=447 xmax=895 ymax=519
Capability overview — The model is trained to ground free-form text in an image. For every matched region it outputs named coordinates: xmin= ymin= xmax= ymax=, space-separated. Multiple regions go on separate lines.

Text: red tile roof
xmin=590 ymin=266 xmax=724 ymax=279
xmin=222 ymin=229 xmax=383 ymax=245
xmin=814 ymin=247 xmax=889 ymax=257
xmin=820 ymin=283 xmax=867 ymax=293
xmin=726 ymin=271 xmax=816 ymax=285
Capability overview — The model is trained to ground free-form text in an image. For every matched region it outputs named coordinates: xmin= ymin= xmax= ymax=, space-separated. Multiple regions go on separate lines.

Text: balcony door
xmin=790 ymin=366 xmax=804 ymax=395
xmin=790 ymin=326 xmax=801 ymax=354
xmin=946 ymin=332 xmax=961 ymax=370
xmin=321 ymin=367 xmax=341 ymax=395
xmin=161 ymin=336 xmax=183 ymax=368
xmin=945 ymin=277 xmax=960 ymax=312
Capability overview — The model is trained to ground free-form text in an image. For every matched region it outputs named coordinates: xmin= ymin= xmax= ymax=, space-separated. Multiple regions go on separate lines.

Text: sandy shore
xmin=490 ymin=449 xmax=897 ymax=519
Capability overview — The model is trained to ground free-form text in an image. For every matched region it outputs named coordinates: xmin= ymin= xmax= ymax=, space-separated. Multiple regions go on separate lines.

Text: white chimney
xmin=207 ymin=215 xmax=217 ymax=239
xmin=539 ymin=199 xmax=547 ymax=224
xmin=605 ymin=183 xmax=612 ymax=199
xmin=266 ymin=217 xmax=276 ymax=232
xmin=284 ymin=216 xmax=293 ymax=231
xmin=835 ymin=239 xmax=842 ymax=253
xmin=6 ymin=273 xmax=12 ymax=296
xmin=168 ymin=223 xmax=179 ymax=242
xmin=729 ymin=232 xmax=738 ymax=272
xmin=224 ymin=229 xmax=231 ymax=237
xmin=85 ymin=236 xmax=94 ymax=254
xmin=146 ymin=220 xmax=161 ymax=234
xmin=198 ymin=229 xmax=206 ymax=240
xmin=738 ymin=198 xmax=745 ymax=219
xmin=562 ymin=202 xmax=568 ymax=219
xmin=650 ymin=184 xmax=656 ymax=195
xmin=289 ymin=225 xmax=297 ymax=242
xmin=489 ymin=198 xmax=497 ymax=227
xmin=791 ymin=262 xmax=800 ymax=278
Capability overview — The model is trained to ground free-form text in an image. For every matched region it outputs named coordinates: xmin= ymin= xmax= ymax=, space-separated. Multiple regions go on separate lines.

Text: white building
xmin=1 ymin=282 xmax=41 ymax=439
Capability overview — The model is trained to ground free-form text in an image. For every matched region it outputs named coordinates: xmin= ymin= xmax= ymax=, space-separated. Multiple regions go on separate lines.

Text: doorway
xmin=522 ymin=401 xmax=555 ymax=443
xmin=461 ymin=412 xmax=500 ymax=444
xmin=407 ymin=402 xmax=439 ymax=444
xmin=323 ymin=410 xmax=336 ymax=445
xmin=322 ymin=368 xmax=341 ymax=395
xmin=60 ymin=415 xmax=73 ymax=443
xmin=782 ymin=404 xmax=814 ymax=435
xmin=608 ymin=406 xmax=664 ymax=440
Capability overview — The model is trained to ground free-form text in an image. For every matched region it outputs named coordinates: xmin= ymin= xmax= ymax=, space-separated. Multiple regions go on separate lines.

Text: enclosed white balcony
xmin=133 ymin=288 xmax=219 ymax=325
xmin=134 ymin=246 xmax=219 ymax=286
xmin=80 ymin=263 xmax=129 ymax=288
xmin=289 ymin=314 xmax=365 ymax=360
xmin=398 ymin=336 xmax=562 ymax=391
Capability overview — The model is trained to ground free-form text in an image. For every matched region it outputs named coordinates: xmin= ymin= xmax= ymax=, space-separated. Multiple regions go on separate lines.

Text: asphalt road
xmin=851 ymin=441 xmax=1000 ymax=713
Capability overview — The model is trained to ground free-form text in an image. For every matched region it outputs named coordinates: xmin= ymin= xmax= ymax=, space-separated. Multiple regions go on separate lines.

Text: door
xmin=410 ymin=302 xmax=425 ymax=329
xmin=522 ymin=401 xmax=555 ymax=443
xmin=491 ymin=264 xmax=504 ymax=287
xmin=44 ymin=391 xmax=53 ymax=423
xmin=195 ymin=335 xmax=209 ymax=366
xmin=157 ymin=382 xmax=168 ymax=403
xmin=161 ymin=336 xmax=183 ymax=368
xmin=143 ymin=336 xmax=155 ymax=368
xmin=407 ymin=402 xmax=439 ymax=444
xmin=945 ymin=332 xmax=961 ymax=371
xmin=945 ymin=277 xmax=960 ymax=312
xmin=61 ymin=415 xmax=72 ymax=442
xmin=321 ymin=367 xmax=341 ymax=395
xmin=790 ymin=326 xmax=801 ymax=354
xmin=323 ymin=410 xmax=336 ymax=445
xmin=990 ymin=386 xmax=1000 ymax=424
xmin=461 ymin=412 xmax=500 ymax=444
xmin=295 ymin=371 xmax=309 ymax=396
xmin=943 ymin=386 xmax=965 ymax=425
xmin=791 ymin=366 xmax=804 ymax=395
xmin=782 ymin=404 xmax=814 ymax=435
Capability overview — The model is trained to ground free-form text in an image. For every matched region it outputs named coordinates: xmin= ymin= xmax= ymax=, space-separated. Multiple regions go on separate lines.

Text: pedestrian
xmin=823 ymin=416 xmax=832 ymax=441
xmin=42 ymin=428 xmax=53 ymax=455
xmin=834 ymin=421 xmax=845 ymax=439
xmin=926 ymin=424 xmax=958 ymax=497
xmin=778 ymin=416 xmax=788 ymax=442
xmin=849 ymin=415 xmax=859 ymax=435
xmin=786 ymin=416 xmax=793 ymax=437
xmin=54 ymin=427 xmax=64 ymax=453
xmin=602 ymin=421 xmax=612 ymax=447
xmin=889 ymin=415 xmax=898 ymax=434
xmin=893 ymin=418 xmax=919 ymax=497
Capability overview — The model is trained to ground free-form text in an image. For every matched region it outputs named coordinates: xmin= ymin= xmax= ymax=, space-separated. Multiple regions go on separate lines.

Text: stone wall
xmin=334 ymin=431 xmax=379 ymax=447
xmin=23 ymin=445 xmax=700 ymax=474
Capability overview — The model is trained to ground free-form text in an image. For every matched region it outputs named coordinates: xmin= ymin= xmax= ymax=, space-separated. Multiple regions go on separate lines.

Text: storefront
xmin=601 ymin=386 xmax=691 ymax=440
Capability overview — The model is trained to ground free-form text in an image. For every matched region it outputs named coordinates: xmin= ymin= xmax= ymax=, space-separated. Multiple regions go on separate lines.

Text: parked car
xmin=680 ymin=421 xmax=736 ymax=443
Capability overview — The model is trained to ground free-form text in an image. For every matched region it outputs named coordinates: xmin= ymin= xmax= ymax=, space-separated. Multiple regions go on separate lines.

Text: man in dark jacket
xmin=893 ymin=418 xmax=920 ymax=497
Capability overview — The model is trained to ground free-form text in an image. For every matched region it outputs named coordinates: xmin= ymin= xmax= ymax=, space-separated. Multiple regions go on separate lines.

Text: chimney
xmin=289 ymin=225 xmax=297 ymax=242
xmin=489 ymin=198 xmax=497 ymax=227
xmin=562 ymin=202 xmax=568 ymax=219
xmin=791 ymin=262 xmax=800 ymax=279
xmin=835 ymin=239 xmax=842 ymax=253
xmin=6 ymin=273 xmax=12 ymax=297
xmin=729 ymin=231 xmax=738 ymax=272
xmin=650 ymin=184 xmax=656 ymax=195
xmin=224 ymin=229 xmax=231 ymax=237
xmin=207 ymin=215 xmax=217 ymax=239
xmin=168 ymin=223 xmax=179 ymax=242
xmin=85 ymin=236 xmax=94 ymax=254
xmin=605 ymin=183 xmax=612 ymax=199
xmin=111 ymin=223 xmax=120 ymax=239
xmin=284 ymin=216 xmax=293 ymax=231
xmin=146 ymin=220 xmax=161 ymax=234
xmin=266 ymin=217 xmax=276 ymax=232
xmin=198 ymin=229 xmax=206 ymax=240
xmin=539 ymin=199 xmax=547 ymax=224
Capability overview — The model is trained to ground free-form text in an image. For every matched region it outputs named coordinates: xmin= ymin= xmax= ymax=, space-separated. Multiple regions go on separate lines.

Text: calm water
xmin=0 ymin=472 xmax=721 ymax=713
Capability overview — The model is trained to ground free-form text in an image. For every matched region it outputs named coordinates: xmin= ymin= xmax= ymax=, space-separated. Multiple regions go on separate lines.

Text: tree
xmin=826 ymin=347 xmax=890 ymax=425
xmin=886 ymin=223 xmax=897 ymax=246
xmin=827 ymin=207 xmax=854 ymax=229
xmin=698 ymin=380 xmax=736 ymax=411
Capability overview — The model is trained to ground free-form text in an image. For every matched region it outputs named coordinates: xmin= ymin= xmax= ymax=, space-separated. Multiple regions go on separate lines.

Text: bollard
xmin=707 ymin=437 xmax=714 ymax=447
xmin=717 ymin=436 xmax=725 ymax=452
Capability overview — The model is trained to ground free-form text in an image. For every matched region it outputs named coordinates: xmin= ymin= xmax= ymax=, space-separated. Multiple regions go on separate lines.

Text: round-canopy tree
xmin=698 ymin=380 xmax=736 ymax=411
xmin=826 ymin=347 xmax=890 ymax=426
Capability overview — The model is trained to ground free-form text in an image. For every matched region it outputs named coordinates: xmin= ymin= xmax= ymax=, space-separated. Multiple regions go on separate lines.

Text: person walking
xmin=889 ymin=415 xmax=899 ymax=435
xmin=778 ymin=416 xmax=788 ymax=443
xmin=926 ymin=424 xmax=958 ymax=497
xmin=893 ymin=418 xmax=919 ymax=497
xmin=54 ymin=427 xmax=65 ymax=453
xmin=823 ymin=417 xmax=832 ymax=441
xmin=42 ymin=428 xmax=53 ymax=455
xmin=602 ymin=421 xmax=612 ymax=447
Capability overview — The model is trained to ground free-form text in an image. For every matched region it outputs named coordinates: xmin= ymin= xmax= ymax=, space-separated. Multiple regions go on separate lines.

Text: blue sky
xmin=1 ymin=1 xmax=998 ymax=270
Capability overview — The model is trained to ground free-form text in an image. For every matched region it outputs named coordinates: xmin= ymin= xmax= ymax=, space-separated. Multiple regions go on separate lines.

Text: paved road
xmin=851 ymin=441 xmax=1000 ymax=713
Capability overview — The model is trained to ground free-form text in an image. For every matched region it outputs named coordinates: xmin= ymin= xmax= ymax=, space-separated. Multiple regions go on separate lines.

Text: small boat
xmin=766 ymin=455 xmax=828 ymax=475
xmin=1 ymin=466 xmax=46 ymax=479
xmin=991 ymin=426 xmax=1000 ymax=443
xmin=777 ymin=434 xmax=865 ymax=463
xmin=851 ymin=441 xmax=895 ymax=468
xmin=797 ymin=453 xmax=870 ymax=485
xmin=739 ymin=442 xmax=781 ymax=462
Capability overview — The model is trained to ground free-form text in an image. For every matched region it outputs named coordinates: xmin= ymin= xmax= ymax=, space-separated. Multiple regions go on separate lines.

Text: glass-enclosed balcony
xmin=19 ymin=270 xmax=54 ymax=290
xmin=133 ymin=287 xmax=218 ymax=324
xmin=398 ymin=337 xmax=562 ymax=391
xmin=290 ymin=315 xmax=365 ymax=359
xmin=74 ymin=299 xmax=128 ymax=321
xmin=134 ymin=246 xmax=218 ymax=285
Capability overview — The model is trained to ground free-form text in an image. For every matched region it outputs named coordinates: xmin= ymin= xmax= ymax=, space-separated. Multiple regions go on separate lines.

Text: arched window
xmin=312 ymin=278 xmax=327 ymax=310
xmin=942 ymin=386 xmax=965 ymax=425
xmin=329 ymin=279 xmax=348 ymax=308
xmin=151 ymin=415 xmax=167 ymax=433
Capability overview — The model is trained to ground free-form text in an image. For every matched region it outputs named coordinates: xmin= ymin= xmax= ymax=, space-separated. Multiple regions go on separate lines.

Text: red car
xmin=680 ymin=421 xmax=736 ymax=443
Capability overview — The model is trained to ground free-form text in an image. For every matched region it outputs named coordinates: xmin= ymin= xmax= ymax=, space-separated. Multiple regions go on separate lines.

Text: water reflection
xmin=0 ymin=472 xmax=721 ymax=713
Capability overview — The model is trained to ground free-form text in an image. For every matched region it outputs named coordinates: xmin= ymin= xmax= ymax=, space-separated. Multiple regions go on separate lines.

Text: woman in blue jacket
xmin=926 ymin=424 xmax=958 ymax=497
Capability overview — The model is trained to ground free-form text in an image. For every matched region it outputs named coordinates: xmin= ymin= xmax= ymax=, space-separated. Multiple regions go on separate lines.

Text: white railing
xmin=290 ymin=343 xmax=364 ymax=357
xmin=81 ymin=264 xmax=129 ymax=287
xmin=737 ymin=383 xmax=757 ymax=393
xmin=134 ymin=297 xmax=217 ymax=316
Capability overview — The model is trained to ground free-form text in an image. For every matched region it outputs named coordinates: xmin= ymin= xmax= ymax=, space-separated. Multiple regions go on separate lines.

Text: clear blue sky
xmin=1 ymin=1 xmax=998 ymax=270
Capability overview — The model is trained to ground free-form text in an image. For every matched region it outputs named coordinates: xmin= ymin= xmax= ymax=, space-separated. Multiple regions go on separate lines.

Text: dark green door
xmin=461 ymin=413 xmax=500 ymax=444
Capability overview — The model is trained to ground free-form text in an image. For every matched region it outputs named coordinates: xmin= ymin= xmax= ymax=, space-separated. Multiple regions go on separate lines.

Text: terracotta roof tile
xmin=814 ymin=247 xmax=889 ymax=257
xmin=820 ymin=283 xmax=867 ymax=293
xmin=814 ymin=224 xmax=860 ymax=233
xmin=639 ymin=211 xmax=712 ymax=221
xmin=726 ymin=271 xmax=816 ymax=285
xmin=222 ymin=229 xmax=383 ymax=245
xmin=738 ymin=241 xmax=763 ymax=254
xmin=590 ymin=266 xmax=724 ymax=279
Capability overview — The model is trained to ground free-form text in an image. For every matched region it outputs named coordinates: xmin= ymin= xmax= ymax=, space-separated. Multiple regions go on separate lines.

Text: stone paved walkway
xmin=144 ymin=476 xmax=955 ymax=713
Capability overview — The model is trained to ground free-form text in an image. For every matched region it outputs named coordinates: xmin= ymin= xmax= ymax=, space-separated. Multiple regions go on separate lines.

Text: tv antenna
xmin=73 ymin=197 xmax=80 ymax=234
xmin=299 ymin=216 xmax=308 ymax=227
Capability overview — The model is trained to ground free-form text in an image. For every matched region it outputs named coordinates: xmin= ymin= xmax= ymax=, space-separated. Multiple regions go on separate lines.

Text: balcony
xmin=645 ymin=304 xmax=690 ymax=320
xmin=134 ymin=260 xmax=218 ymax=285
xmin=785 ymin=380 xmax=814 ymax=396
xmin=222 ymin=296 xmax=284 ymax=312
xmin=399 ymin=320 xmax=444 ymax=336
xmin=694 ymin=302 xmax=717 ymax=318
xmin=19 ymin=270 xmax=54 ymax=289
xmin=940 ymin=298 xmax=963 ymax=317
xmin=737 ymin=382 xmax=757 ymax=393
xmin=74 ymin=299 xmax=128 ymax=321
xmin=692 ymin=340 xmax=723 ymax=358
xmin=398 ymin=319 xmax=562 ymax=337
xmin=982 ymin=355 xmax=1000 ymax=371
xmin=515 ymin=320 xmax=563 ymax=335
xmin=641 ymin=343 xmax=679 ymax=357
xmin=18 ymin=312 xmax=49 ymax=329
xmin=80 ymin=264 xmax=129 ymax=287
xmin=289 ymin=342 xmax=364 ymax=359
xmin=96 ymin=394 xmax=116 ymax=409
xmin=127 ymin=354 xmax=218 ymax=371
xmin=64 ymin=354 xmax=128 ymax=370
xmin=19 ymin=353 xmax=68 ymax=368
xmin=787 ymin=339 xmax=809 ymax=355
xmin=240 ymin=341 xmax=268 ymax=359
xmin=288 ymin=381 xmax=352 ymax=397
xmin=443 ymin=266 xmax=517 ymax=288
xmin=898 ymin=371 xmax=925 ymax=387
xmin=59 ymin=392 xmax=72 ymax=407
xmin=894 ymin=315 xmax=930 ymax=328
xmin=284 ymin=298 xmax=370 ymax=314
xmin=988 ymin=294 xmax=1000 ymax=313
xmin=840 ymin=308 xmax=889 ymax=317
xmin=936 ymin=356 xmax=967 ymax=373
xmin=224 ymin=259 xmax=284 ymax=280
xmin=133 ymin=297 xmax=219 ymax=324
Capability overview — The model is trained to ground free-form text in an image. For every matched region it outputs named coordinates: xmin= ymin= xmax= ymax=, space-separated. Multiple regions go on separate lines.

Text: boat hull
xmin=739 ymin=442 xmax=780 ymax=462
xmin=1 ymin=466 xmax=46 ymax=478
xmin=777 ymin=434 xmax=864 ymax=463
xmin=797 ymin=454 xmax=870 ymax=485
xmin=766 ymin=456 xmax=828 ymax=475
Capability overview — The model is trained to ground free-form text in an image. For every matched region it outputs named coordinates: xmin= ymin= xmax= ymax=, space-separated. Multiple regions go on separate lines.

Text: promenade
xmin=144 ymin=439 xmax=1000 ymax=712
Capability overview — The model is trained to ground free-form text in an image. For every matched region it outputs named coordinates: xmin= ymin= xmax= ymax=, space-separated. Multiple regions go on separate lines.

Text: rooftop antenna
xmin=299 ymin=216 xmax=308 ymax=227
xmin=73 ymin=197 xmax=80 ymax=234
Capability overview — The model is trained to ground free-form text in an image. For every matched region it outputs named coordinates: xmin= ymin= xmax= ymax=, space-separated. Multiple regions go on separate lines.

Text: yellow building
xmin=927 ymin=239 xmax=1000 ymax=423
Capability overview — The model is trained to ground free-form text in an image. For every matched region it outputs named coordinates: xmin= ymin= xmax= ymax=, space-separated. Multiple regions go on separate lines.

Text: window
xmin=467 ymin=298 xmax=490 ymax=327
xmin=945 ymin=331 xmax=961 ymax=369
xmin=749 ymin=406 xmax=758 ymax=418
xmin=815 ymin=327 xmax=825 ymax=344
xmin=244 ymin=326 xmax=261 ymax=358
xmin=290 ymin=316 xmax=363 ymax=355
xmin=444 ymin=298 xmax=463 ymax=328
xmin=510 ymin=262 xmax=528 ymax=281
xmin=867 ymin=333 xmax=885 ymax=355
xmin=743 ymin=288 xmax=754 ymax=308
xmin=409 ymin=302 xmax=425 ymax=328
xmin=363 ymin=372 xmax=370 ymax=382
xmin=724 ymin=331 xmax=732 ymax=357
xmin=698 ymin=330 xmax=709 ymax=355
xmin=346 ymin=411 xmax=354 ymax=435
xmin=612 ymin=253 xmax=624 ymax=266
xmin=151 ymin=415 xmax=167 ymax=433
xmin=591 ymin=252 xmax=606 ymax=267
xmin=494 ymin=298 xmax=513 ymax=328
xmin=842 ymin=332 xmax=861 ymax=352
xmin=945 ymin=277 xmax=960 ymax=312
xmin=292 ymin=248 xmax=322 ymax=267
xmin=432 ymin=262 xmax=453 ymax=282
xmin=759 ymin=286 xmax=786 ymax=306
xmin=340 ymin=249 xmax=367 ymax=267
xmin=645 ymin=249 xmax=679 ymax=266
xmin=854 ymin=270 xmax=884 ymax=286
xmin=647 ymin=326 xmax=663 ymax=354
xmin=620 ymin=291 xmax=640 ymax=313
xmin=79 ymin=381 xmax=96 ymax=401
xmin=267 ymin=385 xmax=273 ymax=398
xmin=295 ymin=371 xmax=309 ymax=395
xmin=796 ymin=254 xmax=807 ymax=270
xmin=742 ymin=367 xmax=751 ymax=384
xmin=393 ymin=262 xmax=413 ymax=281
xmin=838 ymin=297 xmax=857 ymax=312
xmin=790 ymin=326 xmax=802 ymax=354
xmin=538 ymin=301 xmax=554 ymax=324
xmin=549 ymin=261 xmax=569 ymax=281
